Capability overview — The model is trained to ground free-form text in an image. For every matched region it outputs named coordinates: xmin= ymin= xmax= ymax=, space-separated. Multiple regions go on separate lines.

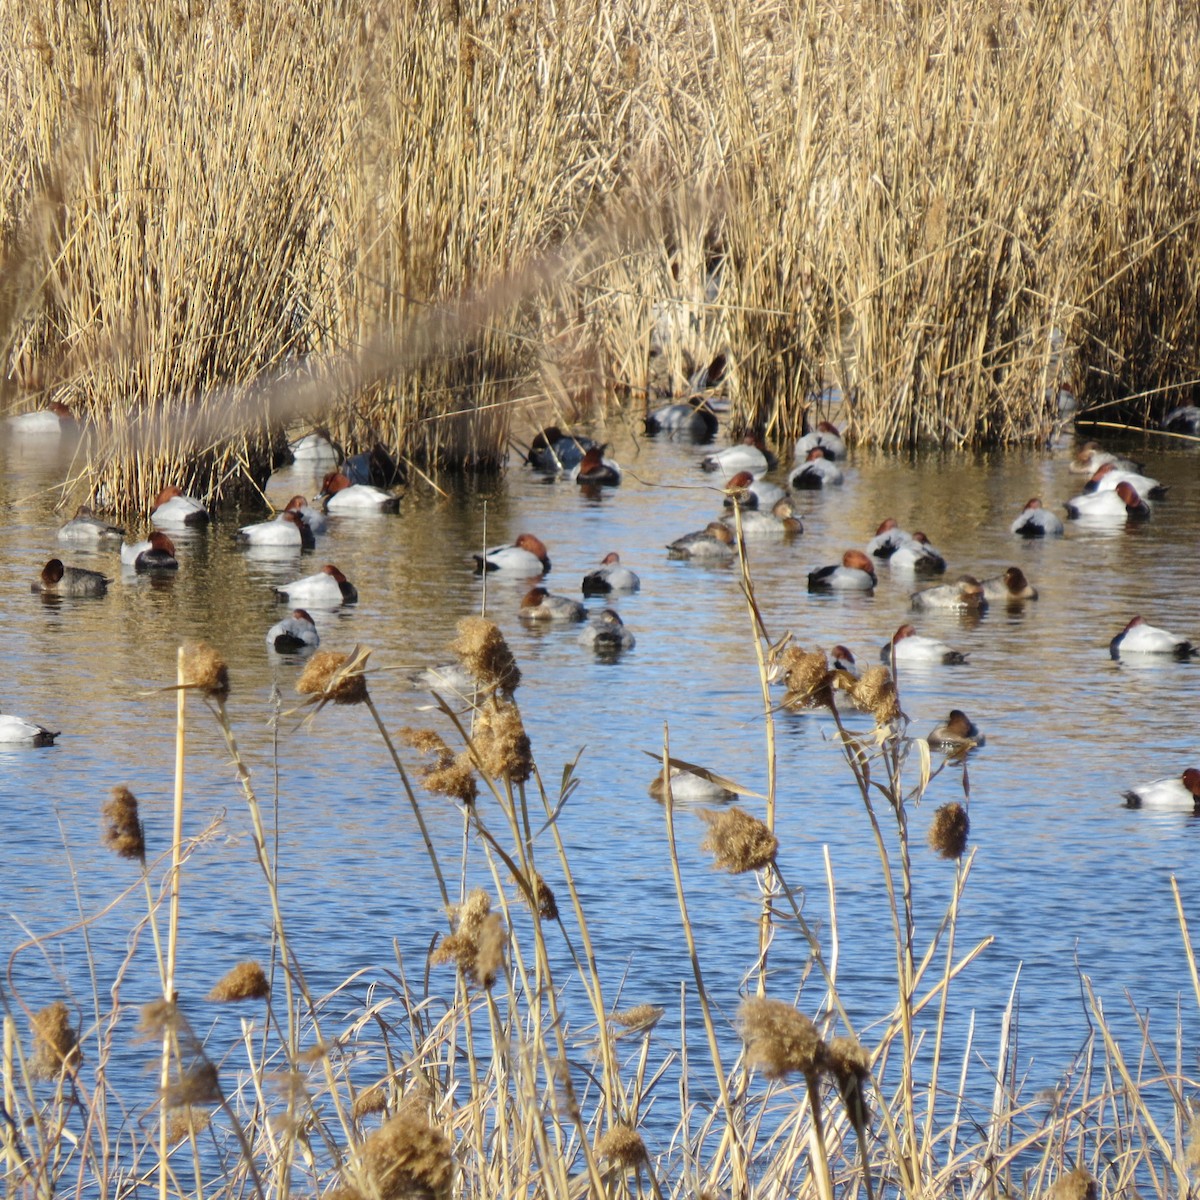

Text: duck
xmin=831 ymin=645 xmax=859 ymax=676
xmin=700 ymin=435 xmax=775 ymax=480
xmin=6 ymin=401 xmax=77 ymax=436
xmin=408 ymin=661 xmax=478 ymax=698
xmin=527 ymin=427 xmax=597 ymax=472
xmin=275 ymin=564 xmax=358 ymax=607
xmin=283 ymin=493 xmax=328 ymax=536
xmin=1109 ymin=616 xmax=1195 ymax=660
xmin=340 ymin=443 xmax=401 ymax=488
xmin=288 ymin=428 xmax=342 ymax=463
xmin=121 ymin=531 xmax=179 ymax=572
xmin=981 ymin=566 xmax=1037 ymax=603
xmin=1082 ymin=462 xmax=1167 ymax=500
xmin=581 ymin=552 xmax=640 ymax=596
xmin=788 ymin=446 xmax=844 ymax=489
xmin=473 ymin=533 xmax=551 ymax=575
xmin=1068 ymin=440 xmax=1143 ymax=475
xmin=724 ymin=497 xmax=803 ymax=539
xmin=57 ymin=506 xmax=126 ymax=544
xmin=236 ymin=509 xmax=315 ymax=551
xmin=32 ymin=559 xmax=109 ymax=597
xmin=648 ymin=766 xmax=733 ymax=804
xmin=645 ymin=396 xmax=719 ymax=441
xmin=266 ymin=609 xmax=319 ymax=653
xmin=667 ymin=522 xmax=737 ymax=561
xmin=722 ymin=471 xmax=787 ymax=512
xmin=1065 ymin=480 xmax=1150 ymax=522
xmin=882 ymin=625 xmax=968 ymax=665
xmin=910 ymin=575 xmax=987 ymax=611
xmin=317 ymin=471 xmax=400 ymax=513
xmin=578 ymin=608 xmax=636 ymax=652
xmin=794 ymin=419 xmax=846 ymax=462
xmin=889 ymin=533 xmax=947 ymax=575
xmin=807 ymin=549 xmax=876 ymax=592
xmin=1011 ymin=498 xmax=1064 ymax=537
xmin=0 ymin=712 xmax=59 ymax=746
xmin=1121 ymin=769 xmax=1200 ymax=812
xmin=570 ymin=446 xmax=622 ymax=487
xmin=151 ymin=485 xmax=209 ymax=529
xmin=1162 ymin=407 xmax=1200 ymax=435
xmin=518 ymin=586 xmax=586 ymax=623
xmin=867 ymin=518 xmax=914 ymax=559
xmin=926 ymin=709 xmax=984 ymax=751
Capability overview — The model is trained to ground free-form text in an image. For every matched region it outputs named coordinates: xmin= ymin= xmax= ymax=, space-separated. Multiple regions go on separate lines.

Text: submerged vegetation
xmin=4 ymin=549 xmax=1200 ymax=1200
xmin=4 ymin=0 xmax=1200 ymax=507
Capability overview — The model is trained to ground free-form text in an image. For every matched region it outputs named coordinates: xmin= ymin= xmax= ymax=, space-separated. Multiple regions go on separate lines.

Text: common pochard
xmin=788 ymin=446 xmax=844 ymax=489
xmin=910 ymin=575 xmax=987 ymax=611
xmin=725 ymin=497 xmax=803 ymax=538
xmin=317 ymin=472 xmax=400 ymax=513
xmin=57 ymin=506 xmax=125 ymax=544
xmin=1109 ymin=616 xmax=1195 ymax=660
xmin=581 ymin=552 xmax=641 ymax=596
xmin=33 ymin=559 xmax=109 ymax=597
xmin=700 ymin=435 xmax=775 ymax=479
xmin=1065 ymin=480 xmax=1150 ymax=521
xmin=1162 ymin=407 xmax=1200 ymax=434
xmin=981 ymin=567 xmax=1037 ymax=603
xmin=236 ymin=509 xmax=315 ymax=550
xmin=723 ymin=471 xmax=787 ymax=512
xmin=645 ymin=397 xmax=719 ymax=441
xmin=519 ymin=587 xmax=586 ymax=623
xmin=267 ymin=609 xmax=319 ymax=652
xmin=526 ymin=427 xmax=596 ymax=472
xmin=151 ymin=485 xmax=209 ymax=529
xmin=473 ymin=533 xmax=551 ymax=574
xmin=0 ymin=712 xmax=59 ymax=745
xmin=1083 ymin=462 xmax=1166 ymax=500
xmin=1010 ymin=498 xmax=1064 ymax=537
xmin=648 ymin=766 xmax=733 ymax=804
xmin=807 ymin=549 xmax=876 ymax=592
xmin=284 ymin=494 xmax=328 ymax=535
xmin=288 ymin=429 xmax=341 ymax=463
xmin=889 ymin=533 xmax=946 ymax=575
xmin=121 ymin=532 xmax=179 ymax=573
xmin=1121 ymin=769 xmax=1200 ymax=812
xmin=6 ymin=401 xmax=76 ymax=436
xmin=276 ymin=564 xmax=358 ymax=607
xmin=1068 ymin=441 xmax=1143 ymax=475
xmin=927 ymin=709 xmax=984 ymax=751
xmin=570 ymin=446 xmax=622 ymax=486
xmin=578 ymin=608 xmax=636 ymax=652
xmin=867 ymin=518 xmax=914 ymax=559
xmin=794 ymin=420 xmax=846 ymax=462
xmin=882 ymin=625 xmax=968 ymax=665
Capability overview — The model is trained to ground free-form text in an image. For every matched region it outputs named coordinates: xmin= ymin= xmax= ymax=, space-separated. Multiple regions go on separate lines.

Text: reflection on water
xmin=3 ymin=424 xmax=1200 ymax=1129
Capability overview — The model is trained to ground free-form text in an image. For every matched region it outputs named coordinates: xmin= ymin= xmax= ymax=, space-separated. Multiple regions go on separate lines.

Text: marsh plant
xmin=6 ymin=539 xmax=1200 ymax=1200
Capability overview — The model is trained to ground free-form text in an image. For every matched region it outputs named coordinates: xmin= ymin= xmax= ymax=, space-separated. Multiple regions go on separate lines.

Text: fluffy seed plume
xmin=207 ymin=961 xmax=270 ymax=1002
xmin=164 ymin=1061 xmax=222 ymax=1107
xmin=181 ymin=642 xmax=230 ymax=698
xmin=1045 ymin=1168 xmax=1097 ymax=1200
xmin=352 ymin=1086 xmax=389 ymax=1120
xmin=778 ymin=647 xmax=834 ymax=708
xmin=139 ymin=998 xmax=179 ymax=1037
xmin=403 ymin=727 xmax=478 ymax=804
xmin=102 ymin=785 xmax=146 ymax=864
xmin=700 ymin=806 xmax=777 ymax=873
xmin=928 ymin=803 xmax=970 ymax=859
xmin=472 ymin=698 xmax=532 ymax=783
xmin=296 ymin=649 xmax=370 ymax=706
xmin=828 ymin=1035 xmax=871 ymax=1119
xmin=450 ymin=616 xmax=520 ymax=695
xmin=431 ymin=890 xmax=507 ymax=989
xmin=164 ymin=1106 xmax=213 ymax=1142
xmin=846 ymin=665 xmax=901 ymax=725
xmin=514 ymin=870 xmax=558 ymax=920
xmin=596 ymin=1123 xmax=648 ymax=1169
xmin=31 ymin=1001 xmax=80 ymax=1079
xmin=739 ymin=996 xmax=827 ymax=1080
xmin=610 ymin=1004 xmax=665 ymax=1033
xmin=355 ymin=1104 xmax=455 ymax=1200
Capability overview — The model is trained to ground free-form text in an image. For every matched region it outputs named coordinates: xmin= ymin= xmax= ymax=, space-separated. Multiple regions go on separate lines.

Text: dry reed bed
xmin=4 ymin=562 xmax=1200 ymax=1200
xmin=1 ymin=0 xmax=1200 ymax=512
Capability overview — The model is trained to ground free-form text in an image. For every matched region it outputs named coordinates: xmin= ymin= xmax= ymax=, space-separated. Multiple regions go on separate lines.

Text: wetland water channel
xmin=2 ymin=421 xmax=1199 ymax=1141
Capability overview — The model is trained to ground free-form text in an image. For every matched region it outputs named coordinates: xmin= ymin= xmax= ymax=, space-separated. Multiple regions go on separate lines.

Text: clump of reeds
xmin=450 ymin=617 xmax=520 ymax=696
xmin=181 ymin=642 xmax=230 ymax=699
xmin=101 ymin=785 xmax=145 ymax=865
xmin=928 ymin=803 xmax=970 ymax=860
xmin=699 ymin=806 xmax=777 ymax=873
xmin=431 ymin=889 xmax=506 ymax=990
xmin=296 ymin=649 xmax=370 ymax=706
xmin=31 ymin=1001 xmax=80 ymax=1079
xmin=349 ymin=1103 xmax=455 ymax=1200
xmin=207 ymin=961 xmax=270 ymax=1002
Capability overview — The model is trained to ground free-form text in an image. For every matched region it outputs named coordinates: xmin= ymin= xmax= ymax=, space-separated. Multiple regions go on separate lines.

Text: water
xmin=3 ymin=422 xmax=1199 ymax=1148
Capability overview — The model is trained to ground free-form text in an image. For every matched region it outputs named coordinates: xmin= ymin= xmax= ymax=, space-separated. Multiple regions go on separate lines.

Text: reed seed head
xmin=403 ymin=728 xmax=478 ymax=804
xmin=739 ymin=996 xmax=827 ymax=1080
xmin=450 ymin=617 xmax=521 ymax=695
xmin=700 ymin=806 xmax=777 ymax=873
xmin=610 ymin=1004 xmax=665 ymax=1033
xmin=139 ymin=998 xmax=179 ymax=1037
xmin=596 ymin=1123 xmax=648 ymax=1170
xmin=431 ymin=890 xmax=507 ymax=989
xmin=165 ymin=1106 xmax=213 ymax=1142
xmin=1046 ymin=1167 xmax=1097 ymax=1200
xmin=102 ymin=785 xmax=146 ymax=864
xmin=356 ymin=1104 xmax=455 ymax=1200
xmin=207 ymin=961 xmax=270 ymax=1002
xmin=848 ymin=666 xmax=901 ymax=725
xmin=928 ymin=802 xmax=970 ymax=859
xmin=472 ymin=698 xmax=532 ymax=783
xmin=401 ymin=727 xmax=451 ymax=755
xmin=353 ymin=1086 xmax=389 ymax=1120
xmin=164 ymin=1060 xmax=221 ymax=1107
xmin=827 ymin=1035 xmax=871 ymax=1118
xmin=296 ymin=650 xmax=369 ymax=705
xmin=515 ymin=869 xmax=558 ymax=920
xmin=31 ymin=1001 xmax=80 ymax=1079
xmin=779 ymin=647 xmax=834 ymax=708
xmin=181 ymin=642 xmax=230 ymax=698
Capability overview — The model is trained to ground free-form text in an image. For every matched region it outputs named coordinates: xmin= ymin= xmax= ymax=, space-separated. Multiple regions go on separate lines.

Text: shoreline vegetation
xmin=2 ymin=0 xmax=1200 ymax=512
xmin=5 ymin=556 xmax=1200 ymax=1200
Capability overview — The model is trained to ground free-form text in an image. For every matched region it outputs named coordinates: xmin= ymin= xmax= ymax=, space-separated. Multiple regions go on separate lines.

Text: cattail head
xmin=700 ymin=806 xmax=777 ymax=873
xmin=181 ymin=642 xmax=229 ymax=698
xmin=207 ymin=961 xmax=270 ymax=1002
xmin=355 ymin=1103 xmax=455 ymax=1200
xmin=928 ymin=803 xmax=970 ymax=859
xmin=596 ymin=1124 xmax=648 ymax=1171
xmin=102 ymin=785 xmax=145 ymax=864
xmin=739 ymin=996 xmax=827 ymax=1080
xmin=827 ymin=1035 xmax=871 ymax=1119
xmin=450 ymin=617 xmax=520 ymax=696
xmin=296 ymin=649 xmax=370 ymax=706
xmin=1046 ymin=1167 xmax=1097 ymax=1200
xmin=31 ymin=1001 xmax=80 ymax=1079
xmin=472 ymin=698 xmax=533 ymax=783
xmin=846 ymin=665 xmax=901 ymax=725
xmin=431 ymin=890 xmax=507 ymax=989
xmin=610 ymin=1004 xmax=665 ymax=1033
xmin=778 ymin=646 xmax=834 ymax=708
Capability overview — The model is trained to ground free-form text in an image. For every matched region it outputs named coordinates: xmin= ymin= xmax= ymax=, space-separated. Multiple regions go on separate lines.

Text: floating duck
xmin=33 ymin=559 xmax=109 ymax=597
xmin=1010 ymin=498 xmax=1064 ymax=537
xmin=581 ymin=552 xmax=640 ymax=596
